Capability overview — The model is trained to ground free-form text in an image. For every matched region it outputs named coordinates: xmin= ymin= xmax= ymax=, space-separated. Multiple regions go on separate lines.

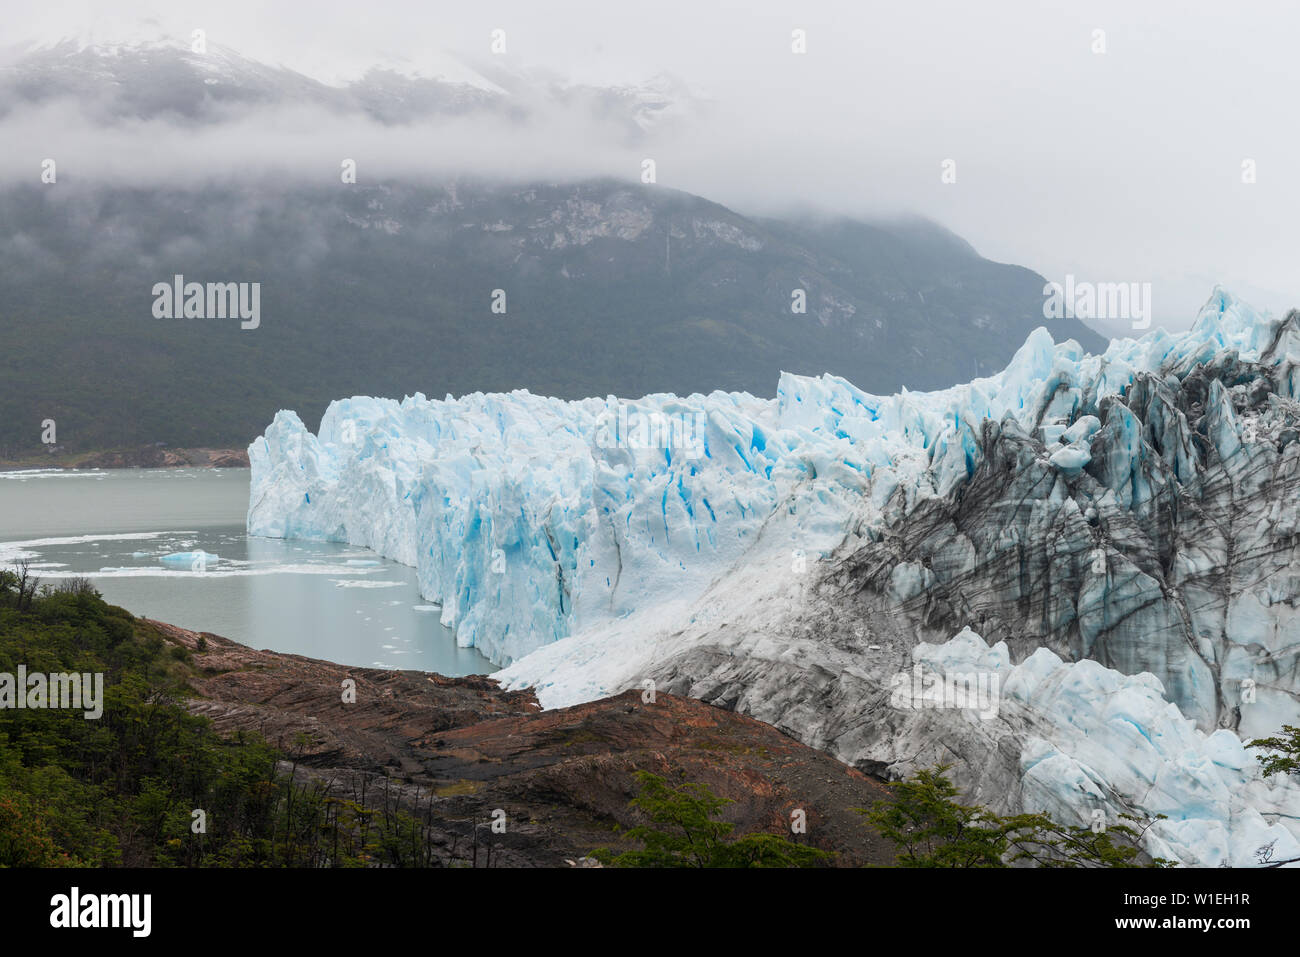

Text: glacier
xmin=248 ymin=383 xmax=870 ymax=666
xmin=248 ymin=286 xmax=1300 ymax=865
xmin=871 ymin=627 xmax=1298 ymax=867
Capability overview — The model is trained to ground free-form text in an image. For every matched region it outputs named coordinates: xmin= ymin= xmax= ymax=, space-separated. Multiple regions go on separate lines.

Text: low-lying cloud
xmin=3 ymin=0 xmax=1298 ymax=330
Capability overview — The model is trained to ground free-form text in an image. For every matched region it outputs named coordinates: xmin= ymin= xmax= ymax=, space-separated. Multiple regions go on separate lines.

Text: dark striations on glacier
xmin=834 ymin=309 xmax=1300 ymax=738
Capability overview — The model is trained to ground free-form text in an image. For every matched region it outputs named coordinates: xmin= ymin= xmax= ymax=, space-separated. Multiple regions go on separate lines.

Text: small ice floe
xmin=160 ymin=551 xmax=219 ymax=568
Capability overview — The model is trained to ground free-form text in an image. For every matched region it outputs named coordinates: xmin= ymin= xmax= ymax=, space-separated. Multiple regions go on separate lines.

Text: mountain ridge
xmin=0 ymin=176 xmax=1106 ymax=457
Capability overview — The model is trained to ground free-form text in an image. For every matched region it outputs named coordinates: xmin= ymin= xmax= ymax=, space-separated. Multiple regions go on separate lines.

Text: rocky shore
xmin=0 ymin=447 xmax=250 ymax=470
xmin=148 ymin=619 xmax=896 ymax=867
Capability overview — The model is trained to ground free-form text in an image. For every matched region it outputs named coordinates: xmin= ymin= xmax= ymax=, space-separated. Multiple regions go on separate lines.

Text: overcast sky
xmin=9 ymin=0 xmax=1299 ymax=330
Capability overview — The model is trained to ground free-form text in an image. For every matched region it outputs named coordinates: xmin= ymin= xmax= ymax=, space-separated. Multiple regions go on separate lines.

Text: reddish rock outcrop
xmin=148 ymin=619 xmax=896 ymax=867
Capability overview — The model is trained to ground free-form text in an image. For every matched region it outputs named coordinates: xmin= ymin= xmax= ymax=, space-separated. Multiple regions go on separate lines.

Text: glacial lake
xmin=0 ymin=467 xmax=494 ymax=676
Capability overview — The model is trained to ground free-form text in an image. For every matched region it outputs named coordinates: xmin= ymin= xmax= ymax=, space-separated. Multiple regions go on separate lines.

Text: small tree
xmin=593 ymin=771 xmax=833 ymax=868
xmin=55 ymin=576 xmax=98 ymax=598
xmin=1249 ymin=725 xmax=1300 ymax=780
xmin=1247 ymin=726 xmax=1300 ymax=867
xmin=1 ymin=560 xmax=41 ymax=611
xmin=859 ymin=765 xmax=1169 ymax=868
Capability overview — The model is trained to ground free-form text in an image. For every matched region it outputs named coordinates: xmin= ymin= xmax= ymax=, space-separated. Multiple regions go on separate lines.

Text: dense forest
xmin=0 ymin=569 xmax=450 ymax=866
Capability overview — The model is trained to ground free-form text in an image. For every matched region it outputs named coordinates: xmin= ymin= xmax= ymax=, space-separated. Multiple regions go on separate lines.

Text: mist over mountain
xmin=0 ymin=30 xmax=1111 ymax=463
xmin=0 ymin=32 xmax=695 ymax=144
xmin=0 ymin=32 xmax=1110 ymax=457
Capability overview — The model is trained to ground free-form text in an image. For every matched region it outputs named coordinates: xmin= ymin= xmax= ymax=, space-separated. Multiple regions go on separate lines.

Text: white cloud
xmin=4 ymin=0 xmax=1298 ymax=328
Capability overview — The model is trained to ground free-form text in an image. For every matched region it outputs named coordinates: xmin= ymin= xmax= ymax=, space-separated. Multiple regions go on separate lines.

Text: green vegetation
xmin=592 ymin=771 xmax=834 ymax=868
xmin=5 ymin=562 xmax=1290 ymax=869
xmin=858 ymin=765 xmax=1171 ymax=868
xmin=0 ymin=566 xmax=442 ymax=867
xmin=1249 ymin=725 xmax=1300 ymax=780
xmin=1247 ymin=726 xmax=1300 ymax=866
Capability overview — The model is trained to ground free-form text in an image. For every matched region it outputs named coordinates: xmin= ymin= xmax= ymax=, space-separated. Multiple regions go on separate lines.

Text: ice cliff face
xmin=806 ymin=627 xmax=1298 ymax=867
xmin=248 ymin=388 xmax=868 ymax=665
xmin=248 ymin=287 xmax=1300 ymax=864
xmin=829 ymin=293 xmax=1300 ymax=741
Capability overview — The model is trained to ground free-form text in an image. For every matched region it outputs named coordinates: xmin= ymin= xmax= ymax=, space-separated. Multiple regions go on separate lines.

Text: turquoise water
xmin=0 ymin=467 xmax=494 ymax=676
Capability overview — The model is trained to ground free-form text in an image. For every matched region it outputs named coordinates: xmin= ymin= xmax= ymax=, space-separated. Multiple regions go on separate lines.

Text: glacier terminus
xmin=248 ymin=287 xmax=1300 ymax=867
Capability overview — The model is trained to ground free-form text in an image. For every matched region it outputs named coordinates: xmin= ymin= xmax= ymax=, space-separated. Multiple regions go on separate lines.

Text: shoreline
xmin=0 ymin=446 xmax=250 ymax=471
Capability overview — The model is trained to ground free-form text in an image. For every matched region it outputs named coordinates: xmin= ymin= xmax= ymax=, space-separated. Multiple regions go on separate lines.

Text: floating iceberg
xmin=159 ymin=550 xmax=219 ymax=568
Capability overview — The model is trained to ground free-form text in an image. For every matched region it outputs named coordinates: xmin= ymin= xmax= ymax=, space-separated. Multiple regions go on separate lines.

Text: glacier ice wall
xmin=249 ymin=287 xmax=1300 ymax=864
xmin=248 ymin=388 xmax=873 ymax=665
xmin=250 ymin=287 xmax=1300 ymax=725
xmin=826 ymin=290 xmax=1300 ymax=738
xmin=853 ymin=628 xmax=1297 ymax=867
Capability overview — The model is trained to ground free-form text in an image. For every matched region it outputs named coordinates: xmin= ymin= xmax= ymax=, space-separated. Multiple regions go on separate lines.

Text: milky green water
xmin=0 ymin=467 xmax=493 ymax=676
